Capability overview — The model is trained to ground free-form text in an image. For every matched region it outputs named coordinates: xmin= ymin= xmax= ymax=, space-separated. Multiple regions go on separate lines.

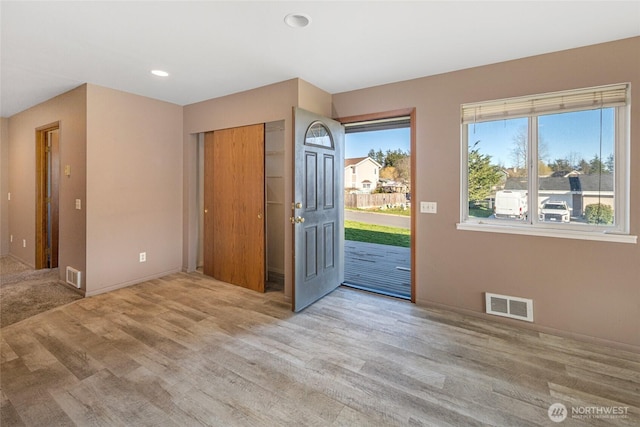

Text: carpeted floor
xmin=0 ymin=256 xmax=83 ymax=328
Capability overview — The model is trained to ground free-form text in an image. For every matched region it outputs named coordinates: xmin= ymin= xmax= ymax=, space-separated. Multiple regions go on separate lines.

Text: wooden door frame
xmin=335 ymin=108 xmax=416 ymax=303
xmin=35 ymin=122 xmax=60 ymax=269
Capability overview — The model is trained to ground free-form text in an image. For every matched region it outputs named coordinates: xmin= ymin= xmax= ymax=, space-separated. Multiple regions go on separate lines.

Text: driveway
xmin=345 ymin=210 xmax=410 ymax=229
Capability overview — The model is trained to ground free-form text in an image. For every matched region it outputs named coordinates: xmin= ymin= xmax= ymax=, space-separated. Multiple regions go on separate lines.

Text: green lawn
xmin=469 ymin=205 xmax=493 ymax=218
xmin=345 ymin=220 xmax=410 ymax=248
xmin=346 ymin=206 xmax=411 ymax=217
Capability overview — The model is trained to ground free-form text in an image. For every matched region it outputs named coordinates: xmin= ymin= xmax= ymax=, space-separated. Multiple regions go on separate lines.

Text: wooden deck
xmin=344 ymin=240 xmax=411 ymax=299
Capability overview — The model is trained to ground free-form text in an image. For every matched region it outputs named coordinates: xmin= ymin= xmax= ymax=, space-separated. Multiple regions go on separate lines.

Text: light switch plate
xmin=75 ymin=199 xmax=81 ymax=210
xmin=420 ymin=201 xmax=437 ymax=214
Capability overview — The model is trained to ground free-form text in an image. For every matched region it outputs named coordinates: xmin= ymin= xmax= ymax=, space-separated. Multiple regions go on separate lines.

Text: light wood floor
xmin=1 ymin=272 xmax=638 ymax=426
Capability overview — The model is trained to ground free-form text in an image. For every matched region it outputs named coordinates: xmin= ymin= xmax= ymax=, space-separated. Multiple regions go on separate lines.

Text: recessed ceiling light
xmin=151 ymin=70 xmax=169 ymax=77
xmin=284 ymin=13 xmax=311 ymax=28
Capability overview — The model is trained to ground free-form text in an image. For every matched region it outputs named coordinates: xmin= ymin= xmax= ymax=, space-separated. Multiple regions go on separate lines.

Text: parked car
xmin=494 ymin=190 xmax=528 ymax=220
xmin=539 ymin=201 xmax=571 ymax=223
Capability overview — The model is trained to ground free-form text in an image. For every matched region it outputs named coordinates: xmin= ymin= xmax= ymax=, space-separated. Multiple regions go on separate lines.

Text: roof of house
xmin=344 ymin=157 xmax=382 ymax=168
xmin=505 ymin=174 xmax=613 ymax=192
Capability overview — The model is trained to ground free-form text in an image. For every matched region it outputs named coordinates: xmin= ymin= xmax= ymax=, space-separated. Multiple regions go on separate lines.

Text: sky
xmin=344 ymin=108 xmax=614 ymax=167
xmin=345 ymin=127 xmax=410 ymax=159
xmin=469 ymin=108 xmax=615 ymax=168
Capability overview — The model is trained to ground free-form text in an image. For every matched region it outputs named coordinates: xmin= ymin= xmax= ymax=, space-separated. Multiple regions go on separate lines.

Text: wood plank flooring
xmin=2 ymin=272 xmax=639 ymax=426
xmin=344 ymin=240 xmax=410 ymax=299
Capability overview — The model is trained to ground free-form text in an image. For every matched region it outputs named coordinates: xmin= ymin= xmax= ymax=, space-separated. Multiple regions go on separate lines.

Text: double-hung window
xmin=459 ymin=84 xmax=635 ymax=243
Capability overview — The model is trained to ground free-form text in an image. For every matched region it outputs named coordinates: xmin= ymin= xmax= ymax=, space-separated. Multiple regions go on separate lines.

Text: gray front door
xmin=292 ymin=108 xmax=345 ymax=312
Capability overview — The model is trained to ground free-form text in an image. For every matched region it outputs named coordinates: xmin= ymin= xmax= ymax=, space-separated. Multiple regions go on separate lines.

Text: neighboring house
xmin=378 ymin=179 xmax=408 ymax=194
xmin=505 ymin=174 xmax=614 ymax=217
xmin=344 ymin=157 xmax=382 ymax=193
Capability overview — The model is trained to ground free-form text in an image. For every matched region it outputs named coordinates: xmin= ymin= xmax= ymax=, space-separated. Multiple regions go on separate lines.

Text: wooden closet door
xmin=203 ymin=124 xmax=265 ymax=292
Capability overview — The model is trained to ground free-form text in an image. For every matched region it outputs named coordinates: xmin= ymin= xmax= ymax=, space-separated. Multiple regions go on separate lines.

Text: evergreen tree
xmin=468 ymin=141 xmax=502 ymax=202
xmin=367 ymin=149 xmax=385 ymax=165
xmin=550 ymin=158 xmax=571 ymax=173
xmin=383 ymin=149 xmax=409 ymax=167
xmin=605 ymin=153 xmax=614 ymax=173
xmin=589 ymin=155 xmax=605 ymax=174
xmin=578 ymin=158 xmax=591 ymax=174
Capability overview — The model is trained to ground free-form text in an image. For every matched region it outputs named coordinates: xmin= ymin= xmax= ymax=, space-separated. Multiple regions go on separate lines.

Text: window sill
xmin=456 ymin=222 xmax=637 ymax=244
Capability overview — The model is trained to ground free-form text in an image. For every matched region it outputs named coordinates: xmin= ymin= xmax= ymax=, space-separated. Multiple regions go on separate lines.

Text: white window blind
xmin=461 ymin=84 xmax=628 ymax=124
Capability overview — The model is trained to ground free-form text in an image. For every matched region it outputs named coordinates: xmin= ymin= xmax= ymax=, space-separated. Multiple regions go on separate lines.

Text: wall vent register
xmin=485 ymin=292 xmax=533 ymax=322
xmin=66 ymin=267 xmax=82 ymax=289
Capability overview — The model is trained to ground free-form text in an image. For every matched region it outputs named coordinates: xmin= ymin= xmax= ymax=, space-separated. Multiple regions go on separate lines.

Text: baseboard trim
xmin=85 ymin=268 xmax=182 ymax=297
xmin=58 ymin=279 xmax=86 ymax=296
xmin=415 ymin=298 xmax=640 ymax=354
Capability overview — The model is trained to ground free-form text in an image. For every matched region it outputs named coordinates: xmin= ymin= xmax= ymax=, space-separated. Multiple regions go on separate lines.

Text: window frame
xmin=457 ymin=84 xmax=636 ymax=244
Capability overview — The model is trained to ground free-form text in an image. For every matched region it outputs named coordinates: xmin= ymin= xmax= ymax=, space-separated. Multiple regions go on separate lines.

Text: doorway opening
xmin=35 ymin=123 xmax=60 ymax=269
xmin=340 ymin=113 xmax=414 ymax=300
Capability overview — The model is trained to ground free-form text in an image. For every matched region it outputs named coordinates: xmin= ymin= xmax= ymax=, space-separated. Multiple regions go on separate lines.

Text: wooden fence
xmin=345 ymin=192 xmax=408 ymax=208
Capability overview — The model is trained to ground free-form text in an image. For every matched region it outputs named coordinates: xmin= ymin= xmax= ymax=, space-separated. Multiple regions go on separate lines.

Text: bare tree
xmin=511 ymin=126 xmax=548 ymax=169
xmin=566 ymin=151 xmax=583 ymax=170
xmin=395 ymin=156 xmax=411 ymax=183
xmin=510 ymin=126 xmax=528 ymax=169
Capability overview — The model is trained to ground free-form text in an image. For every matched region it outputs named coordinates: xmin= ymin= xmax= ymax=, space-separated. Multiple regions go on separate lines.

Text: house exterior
xmin=505 ymin=174 xmax=614 ymax=217
xmin=344 ymin=157 xmax=382 ymax=193
xmin=378 ymin=180 xmax=409 ymax=194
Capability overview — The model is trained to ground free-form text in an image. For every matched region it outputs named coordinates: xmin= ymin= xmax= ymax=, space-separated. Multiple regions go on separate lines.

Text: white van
xmin=494 ymin=190 xmax=528 ymax=220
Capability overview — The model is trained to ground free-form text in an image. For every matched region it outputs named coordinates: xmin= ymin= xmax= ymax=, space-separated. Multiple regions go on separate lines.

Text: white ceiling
xmin=2 ymin=1 xmax=639 ymax=117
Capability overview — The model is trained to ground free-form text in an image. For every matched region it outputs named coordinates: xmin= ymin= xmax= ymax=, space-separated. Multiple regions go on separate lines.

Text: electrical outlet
xmin=75 ymin=199 xmax=81 ymax=210
xmin=23 ymin=239 xmax=26 ymax=248
xmin=139 ymin=252 xmax=146 ymax=263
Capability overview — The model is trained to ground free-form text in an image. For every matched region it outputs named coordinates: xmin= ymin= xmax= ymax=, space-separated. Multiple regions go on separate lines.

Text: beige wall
xmin=183 ymin=78 xmax=332 ymax=298
xmin=0 ymin=118 xmax=9 ymax=255
xmin=332 ymin=37 xmax=640 ymax=349
xmin=4 ymin=38 xmax=636 ymax=348
xmin=85 ymin=84 xmax=183 ymax=295
xmin=6 ymin=86 xmax=87 ymax=280
xmin=298 ymin=79 xmax=333 ymax=118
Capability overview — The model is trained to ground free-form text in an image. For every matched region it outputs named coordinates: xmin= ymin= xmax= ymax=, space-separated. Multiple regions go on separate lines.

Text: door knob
xmin=290 ymin=216 xmax=305 ymax=224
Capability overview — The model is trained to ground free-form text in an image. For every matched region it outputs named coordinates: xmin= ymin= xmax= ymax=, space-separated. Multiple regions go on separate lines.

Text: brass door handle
xmin=290 ymin=216 xmax=305 ymax=224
